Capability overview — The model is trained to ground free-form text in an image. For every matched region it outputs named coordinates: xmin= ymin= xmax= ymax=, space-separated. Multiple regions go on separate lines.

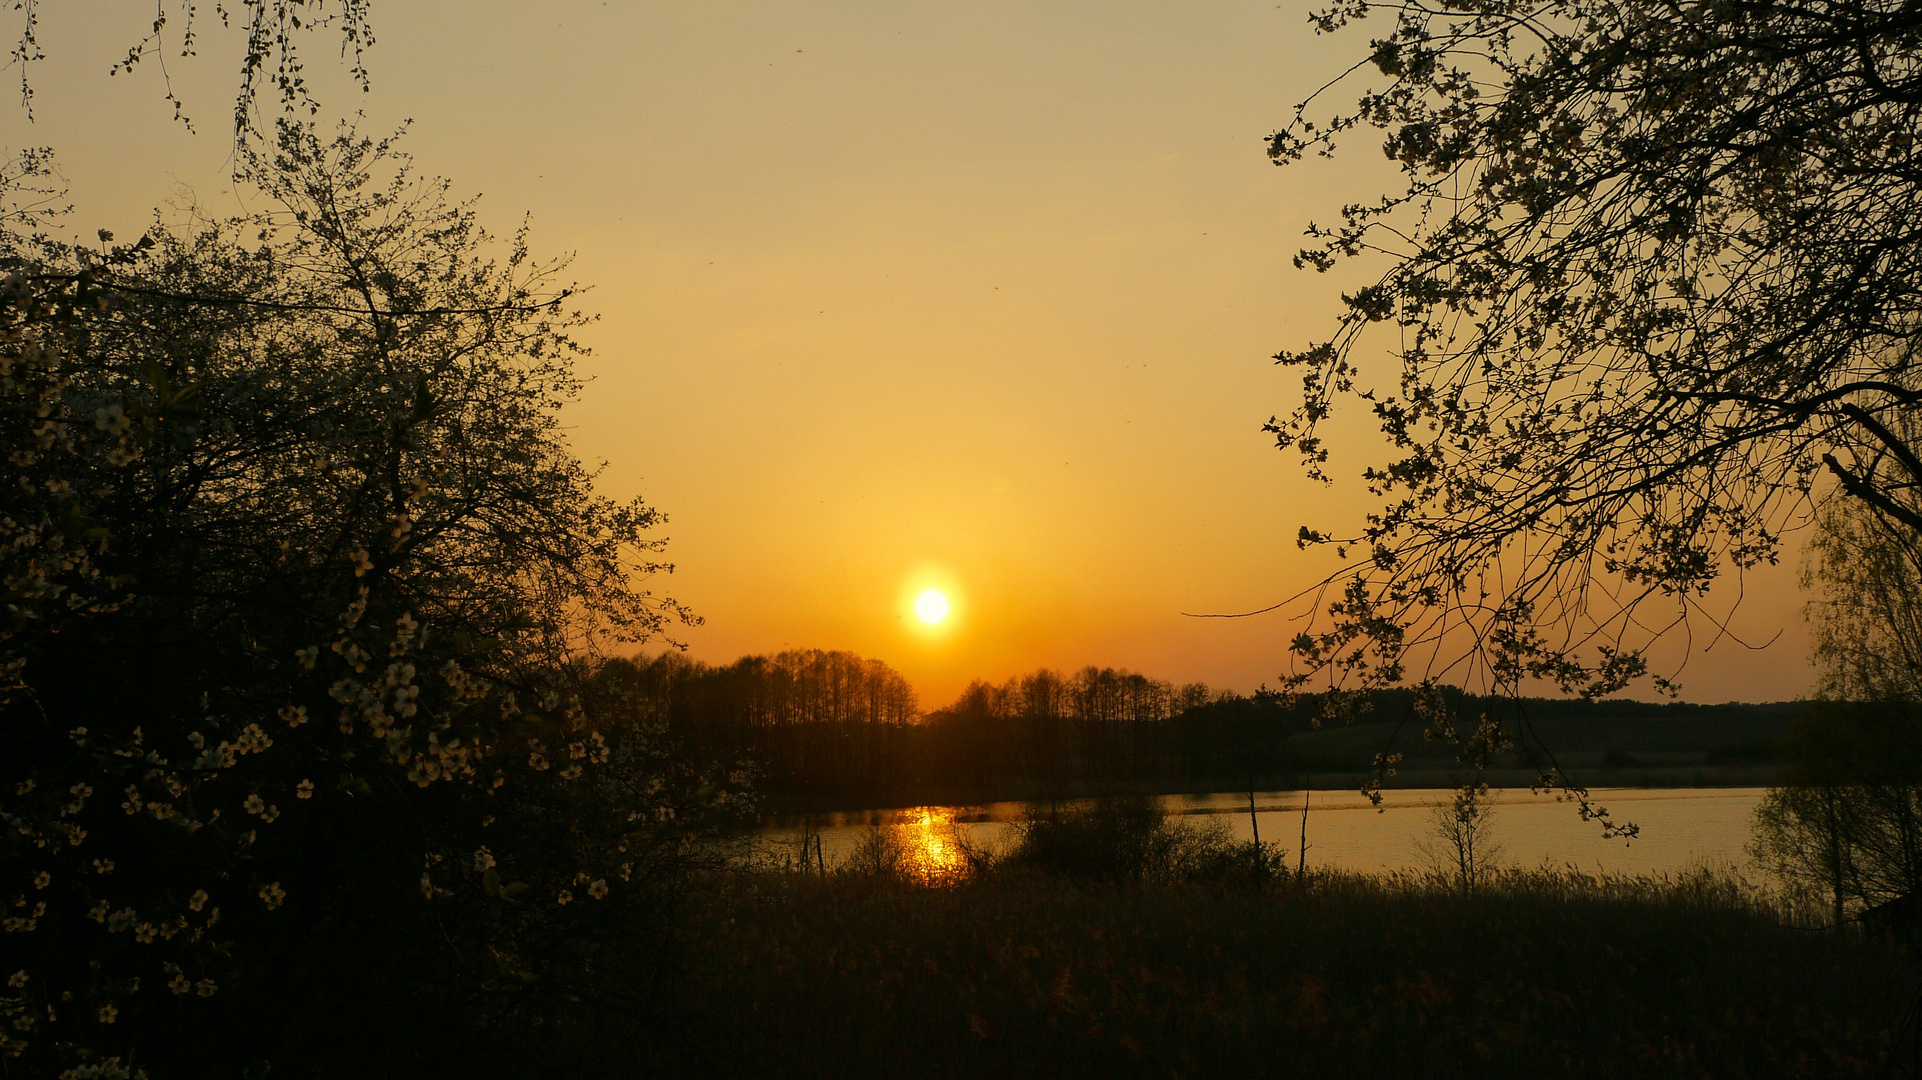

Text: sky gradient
xmin=0 ymin=2 xmax=1817 ymax=707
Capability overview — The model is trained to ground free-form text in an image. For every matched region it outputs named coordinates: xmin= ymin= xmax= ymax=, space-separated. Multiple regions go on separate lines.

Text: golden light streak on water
xmin=890 ymin=806 xmax=968 ymax=885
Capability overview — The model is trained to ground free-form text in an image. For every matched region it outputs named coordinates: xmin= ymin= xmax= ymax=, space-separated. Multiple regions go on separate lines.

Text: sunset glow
xmin=8 ymin=2 xmax=1817 ymax=706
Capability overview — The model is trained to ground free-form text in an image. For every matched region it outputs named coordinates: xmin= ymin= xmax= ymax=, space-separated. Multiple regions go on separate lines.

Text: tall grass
xmin=487 ymin=799 xmax=1912 ymax=1078
xmin=642 ymin=862 xmax=1911 ymax=1079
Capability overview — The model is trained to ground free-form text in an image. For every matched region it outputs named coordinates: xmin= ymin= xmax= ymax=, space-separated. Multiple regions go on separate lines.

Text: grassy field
xmin=647 ymin=866 xmax=1914 ymax=1079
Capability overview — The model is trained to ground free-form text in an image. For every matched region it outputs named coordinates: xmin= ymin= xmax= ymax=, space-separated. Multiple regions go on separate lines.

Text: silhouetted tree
xmin=11 ymin=0 xmax=377 ymax=137
xmin=1752 ymin=483 xmax=1922 ymax=926
xmin=1271 ymin=0 xmax=1922 ymax=705
xmin=1418 ymin=781 xmax=1504 ymax=895
xmin=0 ymin=123 xmax=736 ymax=1078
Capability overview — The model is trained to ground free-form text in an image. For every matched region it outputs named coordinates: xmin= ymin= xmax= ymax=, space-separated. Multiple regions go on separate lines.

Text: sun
xmin=914 ymin=589 xmax=950 ymax=625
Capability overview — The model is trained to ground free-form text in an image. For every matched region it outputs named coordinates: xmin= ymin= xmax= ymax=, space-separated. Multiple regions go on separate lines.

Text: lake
xmin=758 ymin=787 xmax=1771 ymax=883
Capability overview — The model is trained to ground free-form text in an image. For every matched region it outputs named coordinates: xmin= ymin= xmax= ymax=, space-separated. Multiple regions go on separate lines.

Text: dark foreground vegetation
xmin=371 ymin=798 xmax=1905 ymax=1080
xmin=0 ymin=127 xmax=747 ymax=1079
xmin=650 ymin=863 xmax=1910 ymax=1079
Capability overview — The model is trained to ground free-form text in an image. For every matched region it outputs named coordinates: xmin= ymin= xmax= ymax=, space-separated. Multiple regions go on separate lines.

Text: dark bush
xmin=1008 ymin=797 xmax=1282 ymax=886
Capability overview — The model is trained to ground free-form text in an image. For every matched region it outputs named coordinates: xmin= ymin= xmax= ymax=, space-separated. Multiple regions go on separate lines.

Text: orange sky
xmin=1 ymin=2 xmax=1816 ymax=707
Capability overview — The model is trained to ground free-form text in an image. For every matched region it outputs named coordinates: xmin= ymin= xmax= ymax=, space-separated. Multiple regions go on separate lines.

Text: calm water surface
xmin=759 ymin=787 xmax=1769 ymax=884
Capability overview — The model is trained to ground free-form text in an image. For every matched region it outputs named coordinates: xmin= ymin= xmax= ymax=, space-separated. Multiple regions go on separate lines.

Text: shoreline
xmin=758 ymin=766 xmax=1781 ymax=822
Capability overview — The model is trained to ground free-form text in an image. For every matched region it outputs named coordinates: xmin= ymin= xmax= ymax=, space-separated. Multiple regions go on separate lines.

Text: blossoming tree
xmin=0 ymin=123 xmax=744 ymax=1079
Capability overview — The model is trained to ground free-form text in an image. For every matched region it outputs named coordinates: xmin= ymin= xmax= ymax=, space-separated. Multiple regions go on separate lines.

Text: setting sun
xmin=914 ymin=589 xmax=951 ymax=625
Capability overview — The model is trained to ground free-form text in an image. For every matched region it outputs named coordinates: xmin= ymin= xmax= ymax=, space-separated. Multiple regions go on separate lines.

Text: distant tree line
xmin=590 ymin=653 xmax=1352 ymax=811
xmin=920 ymin=670 xmax=1313 ymax=805
xmin=588 ymin=650 xmax=916 ymax=808
xmin=592 ymin=651 xmax=1813 ymax=814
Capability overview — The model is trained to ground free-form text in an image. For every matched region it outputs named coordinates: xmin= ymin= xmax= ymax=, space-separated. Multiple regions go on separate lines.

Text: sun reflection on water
xmin=889 ymin=806 xmax=969 ymax=885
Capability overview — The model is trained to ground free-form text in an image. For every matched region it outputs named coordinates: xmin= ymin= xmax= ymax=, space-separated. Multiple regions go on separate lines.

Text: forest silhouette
xmin=602 ymin=649 xmax=1796 ymax=812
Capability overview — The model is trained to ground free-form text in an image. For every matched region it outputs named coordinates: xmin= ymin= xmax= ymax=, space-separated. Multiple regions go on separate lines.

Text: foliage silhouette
xmin=1270 ymin=0 xmax=1922 ymax=701
xmin=10 ymin=0 xmax=377 ymax=137
xmin=0 ymin=123 xmax=741 ymax=1079
xmin=1751 ymin=488 xmax=1922 ymax=929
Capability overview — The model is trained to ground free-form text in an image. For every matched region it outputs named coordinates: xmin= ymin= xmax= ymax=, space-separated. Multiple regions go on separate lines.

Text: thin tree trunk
xmin=1825 ymin=786 xmax=1846 ymax=933
xmin=800 ymin=812 xmax=814 ymax=877
xmin=1297 ymin=787 xmax=1311 ymax=884
xmin=1248 ymin=786 xmax=1261 ymax=847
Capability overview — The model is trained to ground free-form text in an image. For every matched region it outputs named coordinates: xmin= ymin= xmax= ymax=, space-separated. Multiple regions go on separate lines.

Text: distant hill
xmin=1288 ymin=697 xmax=1799 ymax=789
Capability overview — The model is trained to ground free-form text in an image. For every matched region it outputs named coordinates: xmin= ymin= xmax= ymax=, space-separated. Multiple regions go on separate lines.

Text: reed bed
xmin=647 ymin=863 xmax=1913 ymax=1079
